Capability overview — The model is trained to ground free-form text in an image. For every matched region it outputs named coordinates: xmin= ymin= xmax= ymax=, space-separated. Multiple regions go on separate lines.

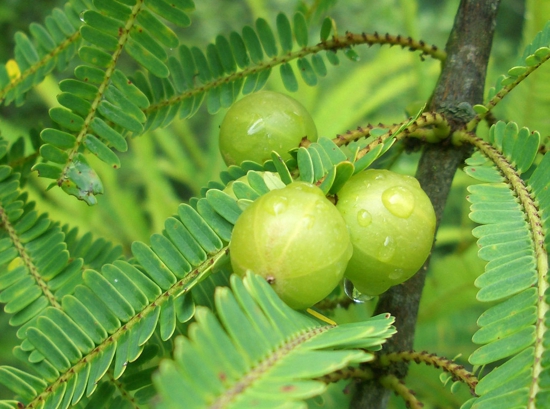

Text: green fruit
xmin=230 ymin=181 xmax=352 ymax=309
xmin=219 ymin=91 xmax=318 ymax=166
xmin=336 ymin=169 xmax=436 ymax=296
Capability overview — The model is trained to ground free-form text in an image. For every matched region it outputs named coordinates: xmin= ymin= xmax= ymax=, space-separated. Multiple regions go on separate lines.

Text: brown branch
xmin=375 ymin=351 xmax=478 ymax=394
xmin=350 ymin=1 xmax=501 ymax=408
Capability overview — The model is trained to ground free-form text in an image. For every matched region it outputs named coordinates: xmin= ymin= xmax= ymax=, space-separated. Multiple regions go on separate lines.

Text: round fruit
xmin=219 ymin=91 xmax=318 ymax=166
xmin=336 ymin=169 xmax=436 ymax=296
xmin=230 ymin=181 xmax=352 ymax=309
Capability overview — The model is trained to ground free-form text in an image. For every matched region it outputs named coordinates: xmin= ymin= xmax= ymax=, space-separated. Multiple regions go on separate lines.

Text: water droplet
xmin=264 ymin=195 xmax=288 ymax=215
xmin=378 ymin=236 xmax=396 ymax=262
xmin=375 ymin=173 xmax=385 ymax=180
xmin=79 ymin=11 xmax=86 ymax=22
xmin=302 ymin=215 xmax=314 ymax=229
xmin=388 ymin=268 xmax=404 ymax=280
xmin=344 ymin=279 xmax=375 ymax=303
xmin=356 ymin=209 xmax=372 ymax=227
xmin=382 ymin=186 xmax=415 ymax=218
xmin=114 ymin=279 xmax=118 ymax=283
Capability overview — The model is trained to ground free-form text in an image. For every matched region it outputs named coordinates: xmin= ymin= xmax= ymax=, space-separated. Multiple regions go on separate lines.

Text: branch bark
xmin=350 ymin=1 xmax=501 ymax=407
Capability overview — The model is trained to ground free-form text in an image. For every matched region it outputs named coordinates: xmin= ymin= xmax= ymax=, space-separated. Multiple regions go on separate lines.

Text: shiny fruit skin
xmin=230 ymin=182 xmax=352 ymax=309
xmin=219 ymin=91 xmax=318 ymax=166
xmin=336 ymin=169 xmax=436 ymax=296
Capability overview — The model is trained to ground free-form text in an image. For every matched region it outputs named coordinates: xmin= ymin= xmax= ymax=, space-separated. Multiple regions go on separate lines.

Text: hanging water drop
xmin=344 ymin=278 xmax=375 ymax=303
xmin=79 ymin=11 xmax=86 ymax=22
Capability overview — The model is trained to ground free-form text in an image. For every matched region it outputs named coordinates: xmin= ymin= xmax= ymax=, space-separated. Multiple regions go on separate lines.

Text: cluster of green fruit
xmin=219 ymin=92 xmax=436 ymax=309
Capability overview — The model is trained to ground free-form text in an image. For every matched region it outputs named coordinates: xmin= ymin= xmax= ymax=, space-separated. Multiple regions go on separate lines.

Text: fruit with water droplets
xmin=219 ymin=91 xmax=318 ymax=166
xmin=230 ymin=181 xmax=352 ymax=309
xmin=336 ymin=169 xmax=436 ymax=296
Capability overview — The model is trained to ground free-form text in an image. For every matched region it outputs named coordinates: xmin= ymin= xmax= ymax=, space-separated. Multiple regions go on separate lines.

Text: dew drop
xmin=356 ymin=209 xmax=372 ymax=227
xmin=382 ymin=186 xmax=415 ymax=218
xmin=388 ymin=268 xmax=404 ymax=280
xmin=264 ymin=195 xmax=288 ymax=215
xmin=301 ymin=215 xmax=315 ymax=229
xmin=378 ymin=236 xmax=396 ymax=262
xmin=79 ymin=11 xmax=86 ymax=22
xmin=344 ymin=279 xmax=375 ymax=303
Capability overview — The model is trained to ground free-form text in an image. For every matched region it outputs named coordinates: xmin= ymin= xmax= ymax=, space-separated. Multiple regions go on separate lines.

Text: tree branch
xmin=350 ymin=1 xmax=501 ymax=407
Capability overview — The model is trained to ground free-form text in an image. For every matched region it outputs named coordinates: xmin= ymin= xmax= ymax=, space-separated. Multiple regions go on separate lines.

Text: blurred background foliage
xmin=0 ymin=0 xmax=547 ymax=407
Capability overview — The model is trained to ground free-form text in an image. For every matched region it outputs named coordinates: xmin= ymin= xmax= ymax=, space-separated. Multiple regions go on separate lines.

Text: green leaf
xmin=242 ymin=25 xmax=264 ymax=64
xmin=297 ymin=147 xmax=314 ymax=183
xmin=319 ymin=166 xmax=336 ymax=195
xmin=59 ymin=79 xmax=99 ymax=100
xmin=276 ymin=13 xmax=293 ymax=53
xmin=164 ymin=217 xmax=207 ymax=267
xmin=178 ymin=204 xmax=223 ymax=254
xmin=130 ymin=25 xmax=167 ymax=61
xmin=81 ymin=25 xmax=119 ymax=52
xmin=205 ymin=190 xmax=242 ymax=225
xmin=104 ymin=85 xmax=146 ymax=123
xmin=131 ymin=241 xmax=177 ymax=290
xmin=470 ymin=327 xmax=535 ymax=365
xmin=311 ymin=54 xmax=327 ymax=77
xmin=97 ymin=100 xmax=144 ymax=134
xmin=83 ymin=270 xmax=135 ymax=322
xmin=83 ymin=135 xmax=121 ymax=169
xmin=125 ymin=38 xmax=169 ymax=78
xmin=40 ymin=129 xmax=76 ymax=150
xmin=196 ymin=199 xmax=233 ymax=243
xmin=101 ymin=264 xmax=149 ymax=312
xmin=89 ymin=117 xmax=128 ymax=152
xmin=297 ymin=58 xmax=317 ymax=86
xmin=74 ymin=66 xmax=106 ymax=84
xmin=94 ymin=0 xmax=132 ymax=21
xmin=144 ymin=0 xmax=191 ymax=27
xmin=29 ymin=22 xmax=56 ymax=52
xmin=27 ymin=327 xmax=71 ymax=372
xmin=0 ymin=366 xmax=46 ymax=401
xmin=256 ymin=18 xmax=277 ymax=58
xmin=49 ymin=108 xmax=84 ymax=132
xmin=293 ymin=12 xmax=308 ymax=47
xmin=136 ymin=10 xmax=179 ymax=49
xmin=325 ymin=50 xmax=339 ymax=65
xmin=73 ymin=285 xmax=121 ymax=334
xmin=280 ymin=63 xmax=298 ymax=92
xmin=270 ymin=152 xmax=293 ymax=185
xmin=82 ymin=10 xmax=122 ymax=37
xmin=57 ymin=92 xmax=92 ymax=117
xmin=320 ymin=17 xmax=333 ymax=41
xmin=190 ymin=46 xmax=212 ymax=84
xmin=215 ymin=35 xmax=237 ymax=74
xmin=153 ymin=273 xmax=395 ymax=408
xmin=33 ymin=163 xmax=62 ymax=180
xmin=230 ymin=31 xmax=250 ymax=68
xmin=329 ymin=161 xmax=355 ymax=194
xmin=78 ymin=46 xmax=113 ymax=68
xmin=14 ymin=32 xmax=39 ymax=65
xmin=160 ymin=295 xmax=176 ymax=341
